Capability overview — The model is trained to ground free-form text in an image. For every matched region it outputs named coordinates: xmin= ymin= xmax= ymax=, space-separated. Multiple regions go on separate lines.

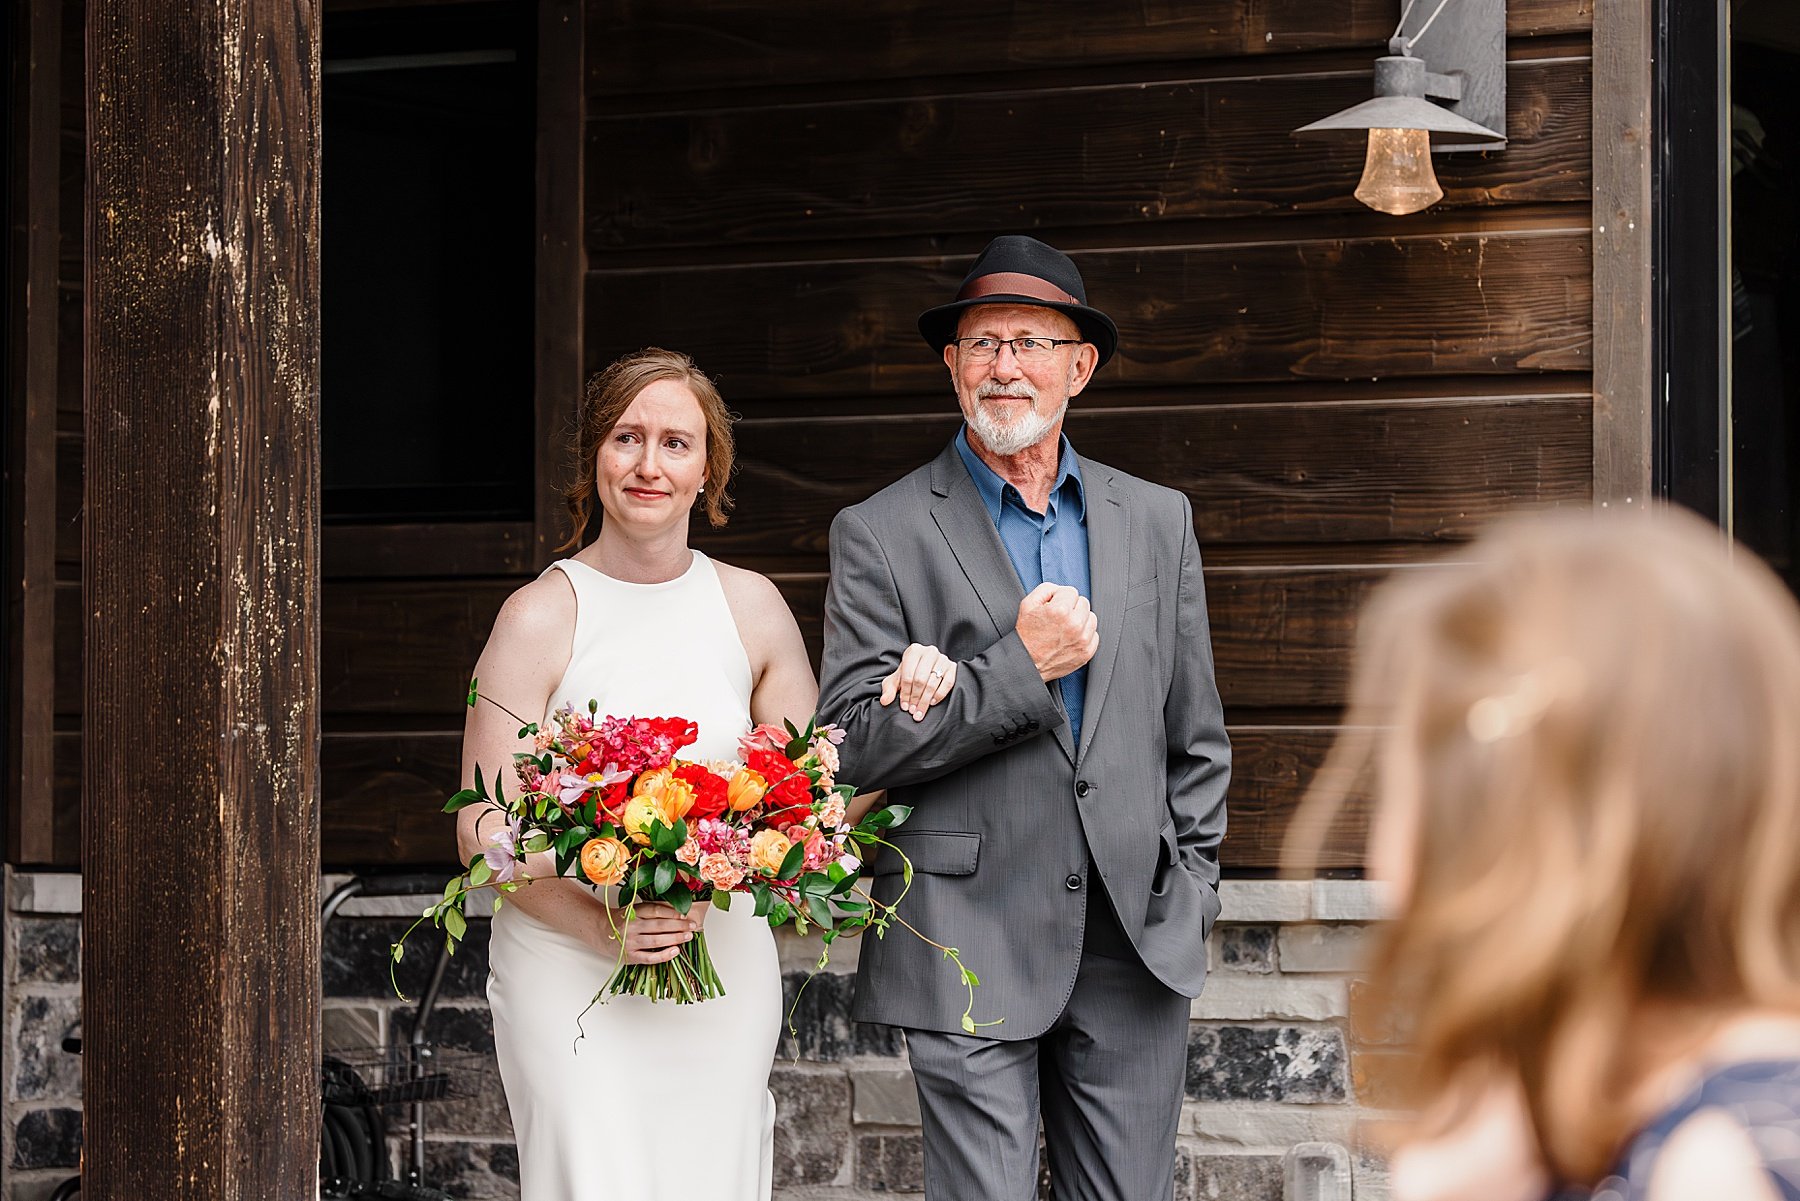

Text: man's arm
xmin=1163 ymin=494 xmax=1231 ymax=891
xmin=819 ymin=506 xmax=1063 ymax=789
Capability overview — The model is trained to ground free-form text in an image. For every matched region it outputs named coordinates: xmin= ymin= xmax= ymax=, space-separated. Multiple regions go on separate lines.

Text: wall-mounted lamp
xmin=1294 ymin=0 xmax=1508 ymax=215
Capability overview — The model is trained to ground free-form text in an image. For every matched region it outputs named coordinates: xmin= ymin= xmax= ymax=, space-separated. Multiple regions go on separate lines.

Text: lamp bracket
xmin=1399 ymin=0 xmax=1506 ymax=152
xmin=1424 ymin=71 xmax=1464 ymax=102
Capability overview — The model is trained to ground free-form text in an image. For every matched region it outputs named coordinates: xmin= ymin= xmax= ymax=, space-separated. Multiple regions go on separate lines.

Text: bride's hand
xmin=880 ymin=643 xmax=957 ymax=721
xmin=602 ymin=901 xmax=700 ymax=965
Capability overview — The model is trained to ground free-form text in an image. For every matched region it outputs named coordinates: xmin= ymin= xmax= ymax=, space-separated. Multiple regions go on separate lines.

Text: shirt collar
xmin=953 ymin=427 xmax=1085 ymax=523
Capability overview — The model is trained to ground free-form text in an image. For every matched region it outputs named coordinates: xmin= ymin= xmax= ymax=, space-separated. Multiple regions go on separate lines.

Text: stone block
xmin=1191 ymin=975 xmax=1347 ymax=1022
xmin=779 ymin=971 xmax=905 ymax=1063
xmin=1284 ymin=1142 xmax=1352 ymax=1201
xmin=1186 ymin=1103 xmax=1355 ymax=1151
xmin=1277 ymin=925 xmax=1370 ymax=974
xmin=8 ymin=873 xmax=80 ymax=915
xmin=323 ymin=915 xmax=491 ymax=1001
xmin=773 ymin=1067 xmax=852 ymax=1186
xmin=396 ymin=1004 xmax=512 ymax=1140
xmin=855 ymin=1132 xmax=924 ymax=1192
xmin=1347 ymin=980 xmax=1410 ymax=1047
xmin=10 ymin=917 xmax=80 ymax=986
xmin=423 ymin=1138 xmax=520 ymax=1201
xmin=1185 ymin=1025 xmax=1347 ymax=1104
xmin=1309 ymin=881 xmax=1389 ymax=922
xmin=1218 ymin=881 xmax=1310 ymax=923
xmin=10 ymin=1107 xmax=80 ymax=1170
xmin=1355 ymin=1146 xmax=1392 ymax=1201
xmin=10 ymin=994 xmax=81 ymax=1102
xmin=1213 ymin=925 xmax=1275 ymax=974
xmin=779 ymin=925 xmax=862 ymax=973
xmin=1174 ymin=1149 xmax=1283 ymax=1201
xmin=1350 ymin=1048 xmax=1414 ymax=1109
xmin=852 ymin=1067 xmax=920 ymax=1126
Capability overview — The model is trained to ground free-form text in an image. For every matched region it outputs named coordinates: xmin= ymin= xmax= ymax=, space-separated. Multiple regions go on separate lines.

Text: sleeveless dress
xmin=1556 ymin=1058 xmax=1800 ymax=1201
xmin=487 ymin=551 xmax=781 ymax=1200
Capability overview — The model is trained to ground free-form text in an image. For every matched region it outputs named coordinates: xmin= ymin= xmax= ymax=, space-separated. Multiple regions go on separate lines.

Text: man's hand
xmin=1015 ymin=582 xmax=1099 ymax=682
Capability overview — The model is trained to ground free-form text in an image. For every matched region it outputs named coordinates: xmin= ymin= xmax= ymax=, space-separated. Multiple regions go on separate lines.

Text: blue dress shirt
xmin=953 ymin=427 xmax=1091 ymax=743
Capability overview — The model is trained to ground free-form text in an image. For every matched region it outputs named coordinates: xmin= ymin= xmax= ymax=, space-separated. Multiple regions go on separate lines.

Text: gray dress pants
xmin=904 ymin=877 xmax=1191 ymax=1201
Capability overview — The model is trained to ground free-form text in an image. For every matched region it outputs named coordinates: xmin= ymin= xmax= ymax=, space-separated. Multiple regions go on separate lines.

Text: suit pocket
xmin=1124 ymin=574 xmax=1160 ymax=611
xmin=1151 ymin=818 xmax=1182 ymax=895
xmin=867 ymin=831 xmax=982 ymax=877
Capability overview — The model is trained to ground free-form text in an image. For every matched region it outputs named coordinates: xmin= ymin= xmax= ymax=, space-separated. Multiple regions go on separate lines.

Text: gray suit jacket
xmin=820 ymin=440 xmax=1230 ymax=1038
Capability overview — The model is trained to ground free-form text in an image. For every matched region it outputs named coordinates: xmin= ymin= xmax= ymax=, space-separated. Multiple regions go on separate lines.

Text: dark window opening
xmin=1729 ymin=4 xmax=1800 ymax=593
xmin=321 ymin=2 xmax=536 ymax=524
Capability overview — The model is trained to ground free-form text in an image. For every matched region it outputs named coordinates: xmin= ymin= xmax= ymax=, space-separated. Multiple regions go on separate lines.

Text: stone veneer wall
xmin=3 ymin=870 xmax=1391 ymax=1201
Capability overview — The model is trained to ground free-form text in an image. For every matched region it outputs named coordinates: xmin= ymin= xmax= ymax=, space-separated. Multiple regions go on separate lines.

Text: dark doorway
xmin=321 ymin=2 xmax=537 ymax=524
xmin=1728 ymin=1 xmax=1800 ymax=593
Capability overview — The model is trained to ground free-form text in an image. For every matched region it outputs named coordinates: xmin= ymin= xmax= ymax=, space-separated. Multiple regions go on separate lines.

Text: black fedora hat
xmin=918 ymin=235 xmax=1118 ymax=367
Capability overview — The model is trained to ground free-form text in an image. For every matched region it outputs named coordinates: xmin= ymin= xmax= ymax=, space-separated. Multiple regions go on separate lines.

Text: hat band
xmin=955 ymin=272 xmax=1080 ymax=307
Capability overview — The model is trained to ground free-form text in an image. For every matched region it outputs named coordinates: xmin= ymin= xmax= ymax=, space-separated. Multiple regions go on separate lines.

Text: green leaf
xmin=668 ymin=886 xmax=693 ymax=916
xmin=467 ymin=677 xmax=480 ymax=707
xmin=653 ymin=859 xmax=675 ymax=895
xmin=712 ymin=889 xmax=731 ymax=912
xmin=961 ymin=1014 xmax=976 ymax=1034
xmin=474 ymin=763 xmax=488 ymax=800
xmin=902 ymin=857 xmax=914 ymax=887
xmin=442 ymin=876 xmax=460 ymax=904
xmin=963 ymin=969 xmax=981 ymax=987
xmin=492 ymin=894 xmax=504 ymax=914
xmin=444 ymin=906 xmax=468 ymax=942
xmin=468 ymin=858 xmax=492 ymax=888
xmin=805 ymin=895 xmax=834 ymax=929
xmin=777 ymin=842 xmax=805 ymax=880
xmin=442 ymin=789 xmax=483 ymax=814
xmin=392 ymin=942 xmax=404 ymax=962
xmin=768 ymin=900 xmax=793 ymax=926
xmin=752 ymin=885 xmax=772 ymax=917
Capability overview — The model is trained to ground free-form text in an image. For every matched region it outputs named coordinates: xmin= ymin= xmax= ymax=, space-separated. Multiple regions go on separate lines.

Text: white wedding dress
xmin=488 ymin=551 xmax=779 ymax=1199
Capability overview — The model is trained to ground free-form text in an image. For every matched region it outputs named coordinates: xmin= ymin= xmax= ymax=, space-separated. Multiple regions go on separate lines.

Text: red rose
xmin=674 ymin=763 xmax=730 ymax=822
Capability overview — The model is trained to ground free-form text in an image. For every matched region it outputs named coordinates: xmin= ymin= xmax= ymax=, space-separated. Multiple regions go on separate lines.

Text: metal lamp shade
xmin=1294 ymin=94 xmax=1505 ymax=146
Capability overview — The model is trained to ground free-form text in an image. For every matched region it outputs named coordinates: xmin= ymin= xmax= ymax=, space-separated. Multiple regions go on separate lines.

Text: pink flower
xmin=676 ymin=838 xmax=701 ymax=866
xmin=738 ymin=723 xmax=791 ymax=759
xmin=817 ymin=795 xmax=847 ymax=829
xmin=698 ymin=852 xmax=745 ymax=893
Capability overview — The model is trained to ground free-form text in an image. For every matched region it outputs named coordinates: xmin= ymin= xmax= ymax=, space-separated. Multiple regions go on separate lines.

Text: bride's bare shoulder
xmin=711 ymin=560 xmax=803 ymax=648
xmin=484 ymin=569 xmax=577 ymax=658
xmin=712 ymin=559 xmax=788 ymax=614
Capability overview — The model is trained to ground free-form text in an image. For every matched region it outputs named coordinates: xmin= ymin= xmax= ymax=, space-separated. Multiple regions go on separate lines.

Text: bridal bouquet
xmin=392 ymin=684 xmax=990 ymax=1030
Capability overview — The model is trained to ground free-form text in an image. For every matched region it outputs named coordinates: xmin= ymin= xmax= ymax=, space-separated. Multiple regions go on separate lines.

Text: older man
xmin=819 ymin=235 xmax=1230 ymax=1200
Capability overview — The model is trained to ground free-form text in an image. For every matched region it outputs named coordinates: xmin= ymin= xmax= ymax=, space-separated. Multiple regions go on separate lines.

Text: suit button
xmin=1075 ymin=780 xmax=1091 ymax=798
xmin=1065 ymin=874 xmax=1082 ymax=891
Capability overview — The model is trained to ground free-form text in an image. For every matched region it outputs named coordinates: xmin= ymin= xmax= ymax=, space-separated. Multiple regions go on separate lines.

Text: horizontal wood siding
xmin=579 ymin=0 xmax=1592 ymax=873
xmin=229 ymin=0 xmax=1593 ymax=872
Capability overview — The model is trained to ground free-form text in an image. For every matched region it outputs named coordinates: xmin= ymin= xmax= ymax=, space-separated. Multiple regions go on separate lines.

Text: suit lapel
xmin=1077 ymin=460 xmax=1129 ymax=765
xmin=929 ymin=442 xmax=1076 ymax=765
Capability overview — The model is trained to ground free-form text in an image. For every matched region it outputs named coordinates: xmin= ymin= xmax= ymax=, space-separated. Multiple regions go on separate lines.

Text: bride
xmin=454 ymin=348 xmax=956 ymax=1199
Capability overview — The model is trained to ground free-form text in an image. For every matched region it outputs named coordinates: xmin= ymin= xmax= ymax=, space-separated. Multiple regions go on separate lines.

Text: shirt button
xmin=1065 ymin=874 xmax=1082 ymax=891
xmin=1075 ymin=780 xmax=1091 ymax=797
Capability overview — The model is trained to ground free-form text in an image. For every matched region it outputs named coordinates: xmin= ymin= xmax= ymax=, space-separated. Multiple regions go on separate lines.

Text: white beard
xmin=964 ymin=378 xmax=1068 ymax=456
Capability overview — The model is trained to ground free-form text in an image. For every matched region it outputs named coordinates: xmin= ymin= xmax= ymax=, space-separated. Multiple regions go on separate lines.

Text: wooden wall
xmin=578 ymin=0 xmax=1596 ymax=872
xmin=22 ymin=0 xmax=1597 ymax=873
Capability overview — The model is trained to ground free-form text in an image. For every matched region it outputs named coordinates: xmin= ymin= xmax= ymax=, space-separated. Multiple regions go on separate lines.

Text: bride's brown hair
xmin=558 ymin=348 xmax=736 ymax=551
xmin=1290 ymin=507 xmax=1800 ymax=1183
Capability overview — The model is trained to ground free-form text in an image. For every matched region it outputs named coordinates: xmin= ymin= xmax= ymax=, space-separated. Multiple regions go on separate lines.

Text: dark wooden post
xmin=84 ymin=2 xmax=321 ymax=1196
xmin=5 ymin=0 xmax=62 ymax=865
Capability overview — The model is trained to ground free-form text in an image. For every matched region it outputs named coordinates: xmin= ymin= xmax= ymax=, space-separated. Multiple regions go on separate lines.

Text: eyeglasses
xmin=950 ymin=336 xmax=1084 ymax=365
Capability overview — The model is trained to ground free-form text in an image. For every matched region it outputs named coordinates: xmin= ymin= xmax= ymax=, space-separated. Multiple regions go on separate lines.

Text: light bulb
xmin=1354 ymin=127 xmax=1443 ymax=216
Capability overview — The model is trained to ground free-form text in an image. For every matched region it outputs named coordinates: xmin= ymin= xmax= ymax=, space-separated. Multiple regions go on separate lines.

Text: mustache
xmin=974 ymin=378 xmax=1040 ymax=402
